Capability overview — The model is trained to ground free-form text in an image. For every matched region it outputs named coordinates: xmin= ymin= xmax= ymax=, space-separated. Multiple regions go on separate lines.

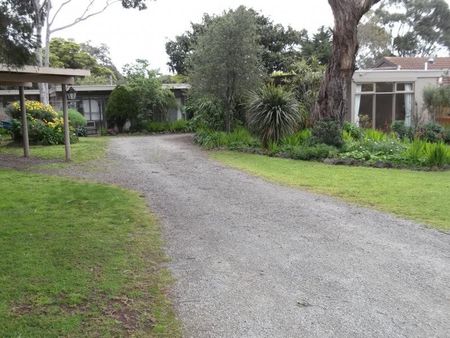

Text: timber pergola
xmin=0 ymin=65 xmax=90 ymax=161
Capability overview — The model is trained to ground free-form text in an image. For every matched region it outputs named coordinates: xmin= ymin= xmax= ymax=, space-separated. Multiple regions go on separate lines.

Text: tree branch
xmin=49 ymin=0 xmax=73 ymax=27
xmin=50 ymin=0 xmax=120 ymax=34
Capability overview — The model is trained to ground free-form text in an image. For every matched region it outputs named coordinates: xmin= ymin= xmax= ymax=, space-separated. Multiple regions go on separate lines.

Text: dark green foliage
xmin=10 ymin=118 xmax=78 ymax=145
xmin=343 ymin=122 xmax=364 ymax=140
xmin=361 ymin=0 xmax=450 ymax=59
xmin=66 ymin=109 xmax=87 ymax=128
xmin=186 ymin=97 xmax=226 ymax=131
xmin=166 ymin=8 xmax=305 ymax=75
xmin=423 ymin=86 xmax=450 ymax=120
xmin=424 ymin=142 xmax=449 ymax=167
xmin=246 ymin=85 xmax=300 ymax=148
xmin=145 ymin=120 xmax=189 ymax=133
xmin=311 ymin=118 xmax=343 ymax=147
xmin=194 ymin=128 xmax=259 ymax=150
xmin=299 ymin=26 xmax=332 ymax=65
xmin=288 ymin=144 xmax=337 ymax=160
xmin=391 ymin=120 xmax=413 ymax=140
xmin=415 ymin=122 xmax=445 ymax=143
xmin=190 ymin=6 xmax=263 ymax=132
xmin=0 ymin=0 xmax=36 ymax=66
xmin=283 ymin=59 xmax=325 ymax=128
xmin=105 ymin=85 xmax=137 ymax=131
xmin=124 ymin=60 xmax=176 ymax=124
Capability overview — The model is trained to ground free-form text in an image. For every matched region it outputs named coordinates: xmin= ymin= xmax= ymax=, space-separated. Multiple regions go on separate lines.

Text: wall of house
xmin=351 ymin=70 xmax=446 ymax=127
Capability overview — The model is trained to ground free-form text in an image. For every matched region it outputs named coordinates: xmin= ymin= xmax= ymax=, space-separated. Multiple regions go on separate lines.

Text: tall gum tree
xmin=315 ymin=0 xmax=381 ymax=123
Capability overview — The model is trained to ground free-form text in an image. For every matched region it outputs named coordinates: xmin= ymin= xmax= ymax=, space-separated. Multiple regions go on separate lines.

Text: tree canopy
xmin=49 ymin=38 xmax=120 ymax=84
xmin=0 ymin=0 xmax=36 ymax=65
xmin=166 ymin=8 xmax=310 ymax=75
xmin=358 ymin=0 xmax=450 ymax=67
xmin=189 ymin=6 xmax=264 ymax=131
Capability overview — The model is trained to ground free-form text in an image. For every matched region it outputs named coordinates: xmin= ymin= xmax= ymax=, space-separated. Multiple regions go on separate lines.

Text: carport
xmin=0 ymin=65 xmax=90 ymax=161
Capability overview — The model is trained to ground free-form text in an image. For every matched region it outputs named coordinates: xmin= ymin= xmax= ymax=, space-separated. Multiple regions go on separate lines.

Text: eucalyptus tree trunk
xmin=314 ymin=0 xmax=381 ymax=124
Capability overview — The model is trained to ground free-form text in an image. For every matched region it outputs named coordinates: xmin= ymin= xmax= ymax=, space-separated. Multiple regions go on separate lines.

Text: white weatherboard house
xmin=351 ymin=57 xmax=450 ymax=129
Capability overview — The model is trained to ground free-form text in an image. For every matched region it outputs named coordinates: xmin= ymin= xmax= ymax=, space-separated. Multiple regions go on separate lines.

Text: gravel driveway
xmin=77 ymin=135 xmax=449 ymax=337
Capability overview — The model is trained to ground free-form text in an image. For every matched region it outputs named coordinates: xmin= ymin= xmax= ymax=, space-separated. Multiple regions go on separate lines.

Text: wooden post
xmin=62 ymin=84 xmax=71 ymax=161
xmin=19 ymin=86 xmax=30 ymax=158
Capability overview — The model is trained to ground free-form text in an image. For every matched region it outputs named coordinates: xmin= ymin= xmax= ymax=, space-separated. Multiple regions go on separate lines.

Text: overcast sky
xmin=52 ymin=0 xmax=334 ymax=74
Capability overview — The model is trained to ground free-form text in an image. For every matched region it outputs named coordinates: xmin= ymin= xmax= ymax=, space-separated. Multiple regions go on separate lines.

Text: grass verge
xmin=212 ymin=151 xmax=450 ymax=231
xmin=0 ymin=137 xmax=108 ymax=164
xmin=0 ymin=169 xmax=180 ymax=337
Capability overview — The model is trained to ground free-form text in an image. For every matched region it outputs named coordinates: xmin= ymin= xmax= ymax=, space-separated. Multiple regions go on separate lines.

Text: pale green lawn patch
xmin=212 ymin=151 xmax=450 ymax=231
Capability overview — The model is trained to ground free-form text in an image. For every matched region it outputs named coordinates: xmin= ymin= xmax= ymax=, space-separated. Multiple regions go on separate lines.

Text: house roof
xmin=375 ymin=57 xmax=450 ymax=70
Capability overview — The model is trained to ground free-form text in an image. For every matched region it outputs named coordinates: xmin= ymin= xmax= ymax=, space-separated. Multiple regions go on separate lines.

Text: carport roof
xmin=0 ymin=64 xmax=90 ymax=85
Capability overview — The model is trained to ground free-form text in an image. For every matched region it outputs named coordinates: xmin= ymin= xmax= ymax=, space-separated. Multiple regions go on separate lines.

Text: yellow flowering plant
xmin=7 ymin=101 xmax=78 ymax=145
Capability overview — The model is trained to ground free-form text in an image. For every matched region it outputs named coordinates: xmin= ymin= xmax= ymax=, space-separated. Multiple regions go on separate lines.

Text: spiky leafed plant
xmin=247 ymin=84 xmax=300 ymax=148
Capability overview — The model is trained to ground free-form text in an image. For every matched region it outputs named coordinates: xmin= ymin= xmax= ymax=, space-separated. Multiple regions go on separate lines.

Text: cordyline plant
xmin=246 ymin=84 xmax=300 ymax=148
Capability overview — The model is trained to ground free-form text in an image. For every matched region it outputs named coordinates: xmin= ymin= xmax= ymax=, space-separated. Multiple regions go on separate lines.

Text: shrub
xmin=67 ymin=109 xmax=87 ymax=128
xmin=415 ymin=122 xmax=445 ymax=143
xmin=443 ymin=128 xmax=450 ymax=144
xmin=281 ymin=129 xmax=312 ymax=147
xmin=6 ymin=100 xmax=58 ymax=121
xmin=391 ymin=120 xmax=412 ymax=140
xmin=145 ymin=120 xmax=189 ymax=133
xmin=195 ymin=127 xmax=259 ymax=150
xmin=186 ymin=96 xmax=226 ymax=131
xmin=364 ymin=128 xmax=387 ymax=142
xmin=11 ymin=117 xmax=78 ymax=145
xmin=246 ymin=84 xmax=300 ymax=148
xmin=7 ymin=101 xmax=78 ymax=145
xmin=424 ymin=142 xmax=449 ymax=167
xmin=403 ymin=139 xmax=426 ymax=165
xmin=106 ymin=85 xmax=137 ymax=132
xmin=311 ymin=118 xmax=343 ymax=147
xmin=343 ymin=122 xmax=364 ymax=141
xmin=288 ymin=144 xmax=338 ymax=161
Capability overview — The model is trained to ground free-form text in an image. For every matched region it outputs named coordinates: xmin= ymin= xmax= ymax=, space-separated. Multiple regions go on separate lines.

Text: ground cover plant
xmin=0 ymin=169 xmax=180 ymax=337
xmin=145 ymin=120 xmax=189 ymax=133
xmin=211 ymin=151 xmax=450 ymax=231
xmin=195 ymin=121 xmax=450 ymax=170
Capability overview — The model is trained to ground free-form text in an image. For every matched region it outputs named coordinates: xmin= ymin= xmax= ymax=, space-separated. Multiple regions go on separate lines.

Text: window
xmin=354 ymin=82 xmax=414 ymax=129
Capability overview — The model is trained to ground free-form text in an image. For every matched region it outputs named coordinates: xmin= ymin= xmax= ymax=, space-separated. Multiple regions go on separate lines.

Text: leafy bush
xmin=424 ymin=142 xmax=449 ymax=167
xmin=423 ymin=86 xmax=450 ymax=120
xmin=186 ymin=96 xmax=226 ymax=131
xmin=311 ymin=118 xmax=343 ymax=147
xmin=288 ymin=144 xmax=338 ymax=161
xmin=415 ymin=122 xmax=445 ymax=143
xmin=391 ymin=120 xmax=412 ymax=140
xmin=280 ymin=129 xmax=312 ymax=148
xmin=364 ymin=128 xmax=391 ymax=142
xmin=11 ymin=117 xmax=78 ymax=145
xmin=246 ymin=85 xmax=300 ymax=148
xmin=145 ymin=120 xmax=189 ymax=133
xmin=7 ymin=101 xmax=78 ymax=145
xmin=403 ymin=139 xmax=426 ymax=165
xmin=6 ymin=100 xmax=58 ymax=121
xmin=343 ymin=122 xmax=364 ymax=141
xmin=106 ymin=85 xmax=137 ymax=132
xmin=443 ymin=128 xmax=450 ymax=144
xmin=66 ymin=109 xmax=87 ymax=128
xmin=195 ymin=127 xmax=259 ymax=150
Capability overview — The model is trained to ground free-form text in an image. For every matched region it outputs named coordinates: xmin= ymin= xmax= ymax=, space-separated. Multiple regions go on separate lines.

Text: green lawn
xmin=0 ymin=169 xmax=180 ymax=337
xmin=212 ymin=151 xmax=450 ymax=231
xmin=0 ymin=137 xmax=108 ymax=163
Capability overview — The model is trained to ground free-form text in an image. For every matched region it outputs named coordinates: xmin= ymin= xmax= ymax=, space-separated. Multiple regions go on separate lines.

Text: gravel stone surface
xmin=61 ymin=135 xmax=450 ymax=338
